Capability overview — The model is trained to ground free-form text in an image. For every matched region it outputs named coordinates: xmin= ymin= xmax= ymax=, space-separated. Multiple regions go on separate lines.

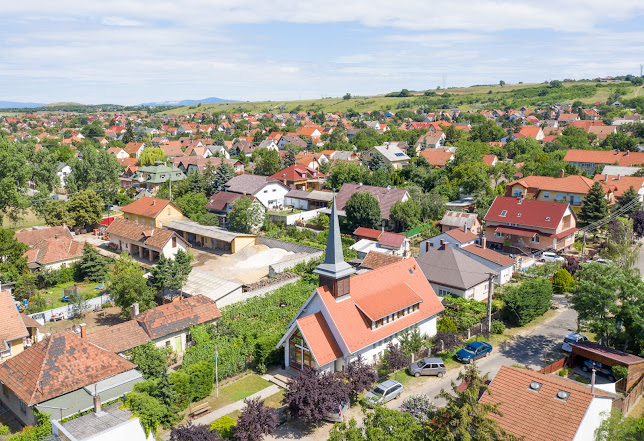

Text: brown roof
xmin=445 ymin=228 xmax=478 ymax=243
xmin=120 ymin=196 xmax=174 ymax=219
xmin=106 ymin=218 xmax=180 ymax=249
xmin=135 ymin=295 xmax=221 ymax=340
xmin=26 ymin=237 xmax=84 ymax=265
xmin=206 ymin=191 xmax=255 ymax=212
xmin=335 ymin=183 xmax=408 ymax=221
xmin=378 ymin=231 xmax=406 ymax=248
xmin=593 ymin=174 xmax=644 ymax=198
xmin=480 ymin=366 xmax=614 ymax=441
xmin=0 ymin=291 xmax=29 ymax=348
xmin=571 ymin=341 xmax=644 ymax=365
xmin=0 ymin=332 xmax=136 ymax=405
xmin=359 ymin=251 xmax=403 ymax=270
xmin=86 ymin=320 xmax=151 ymax=353
xmin=297 ymin=312 xmax=343 ymax=366
xmin=15 ymin=226 xmax=73 ymax=247
xmin=20 ymin=314 xmax=42 ymax=329
xmin=225 ymin=174 xmax=285 ymax=195
xmin=461 ymin=244 xmax=515 ymax=266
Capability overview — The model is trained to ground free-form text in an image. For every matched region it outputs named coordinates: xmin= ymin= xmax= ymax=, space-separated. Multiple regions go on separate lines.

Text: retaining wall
xmin=256 ymin=236 xmax=322 ymax=255
xmin=218 ymin=276 xmax=302 ymax=308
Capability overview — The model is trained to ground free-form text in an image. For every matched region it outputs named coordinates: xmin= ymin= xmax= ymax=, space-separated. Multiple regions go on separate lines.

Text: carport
xmin=570 ymin=341 xmax=644 ymax=391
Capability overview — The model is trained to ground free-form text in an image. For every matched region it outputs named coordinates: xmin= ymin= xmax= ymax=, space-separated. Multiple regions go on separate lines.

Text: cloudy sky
xmin=2 ymin=1 xmax=644 ymax=105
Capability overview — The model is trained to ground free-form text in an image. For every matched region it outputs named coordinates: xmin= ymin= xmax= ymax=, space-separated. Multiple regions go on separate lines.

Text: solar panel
xmin=394 ymin=152 xmax=405 ymax=157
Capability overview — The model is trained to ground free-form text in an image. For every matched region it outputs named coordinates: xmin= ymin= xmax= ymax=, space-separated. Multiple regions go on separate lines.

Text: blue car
xmin=455 ymin=341 xmax=492 ymax=364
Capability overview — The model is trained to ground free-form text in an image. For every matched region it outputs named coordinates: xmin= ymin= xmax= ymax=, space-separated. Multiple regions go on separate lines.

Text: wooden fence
xmin=620 ymin=375 xmax=644 ymax=415
xmin=539 ymin=357 xmax=568 ymax=374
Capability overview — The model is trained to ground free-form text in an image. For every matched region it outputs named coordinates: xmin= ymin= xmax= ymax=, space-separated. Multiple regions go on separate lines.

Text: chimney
xmin=482 ymin=236 xmax=487 ymax=249
xmin=80 ymin=323 xmax=86 ymax=339
xmin=590 ymin=367 xmax=596 ymax=394
xmin=93 ymin=393 xmax=101 ymax=413
xmin=604 ymin=174 xmax=608 ymax=182
xmin=131 ymin=302 xmax=139 ymax=317
xmin=617 ymin=174 xmax=621 ymax=181
xmin=462 ymin=223 xmax=467 ymax=233
xmin=559 ymin=169 xmax=565 ymax=178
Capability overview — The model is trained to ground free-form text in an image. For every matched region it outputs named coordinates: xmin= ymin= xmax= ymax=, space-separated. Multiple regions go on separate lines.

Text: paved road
xmin=635 ymin=237 xmax=644 ymax=276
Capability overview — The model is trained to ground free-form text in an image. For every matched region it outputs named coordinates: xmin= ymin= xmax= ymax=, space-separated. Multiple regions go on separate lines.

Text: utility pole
xmin=487 ymin=273 xmax=494 ymax=337
xmin=581 ymin=231 xmax=586 ymax=262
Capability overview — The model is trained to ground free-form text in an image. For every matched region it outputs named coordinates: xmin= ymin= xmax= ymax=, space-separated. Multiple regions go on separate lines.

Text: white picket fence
xmin=28 ymin=294 xmax=113 ymax=325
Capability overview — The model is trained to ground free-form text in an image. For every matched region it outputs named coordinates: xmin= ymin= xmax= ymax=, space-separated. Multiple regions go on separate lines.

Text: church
xmin=276 ymin=199 xmax=444 ymax=372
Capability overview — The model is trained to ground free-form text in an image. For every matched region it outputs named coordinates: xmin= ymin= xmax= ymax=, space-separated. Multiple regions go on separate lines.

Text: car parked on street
xmin=455 ymin=341 xmax=492 ymax=364
xmin=562 ymin=332 xmax=588 ymax=352
xmin=582 ymin=360 xmax=616 ymax=381
xmin=323 ymin=401 xmax=349 ymax=422
xmin=540 ymin=251 xmax=564 ymax=262
xmin=409 ymin=357 xmax=446 ymax=377
xmin=364 ymin=379 xmax=404 ymax=407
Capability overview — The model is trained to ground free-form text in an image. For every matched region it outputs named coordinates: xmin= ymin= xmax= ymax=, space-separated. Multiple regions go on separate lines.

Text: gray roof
xmin=182 ymin=269 xmax=242 ymax=304
xmin=285 ymin=189 xmax=311 ymax=199
xmin=440 ymin=211 xmax=478 ymax=228
xmin=332 ymin=151 xmax=356 ymax=161
xmin=416 ymin=246 xmax=490 ymax=290
xmin=59 ymin=403 xmax=140 ymax=441
xmin=445 ymin=196 xmax=476 ymax=208
xmin=600 ymin=165 xmax=641 ymax=176
xmin=335 ymin=183 xmax=409 ymax=220
xmin=308 ymin=190 xmax=334 ymax=202
xmin=314 ymin=197 xmax=355 ymax=280
xmin=224 ymin=174 xmax=285 ymax=195
xmin=166 ymin=220 xmax=254 ymax=242
xmin=371 ymin=144 xmax=410 ymax=162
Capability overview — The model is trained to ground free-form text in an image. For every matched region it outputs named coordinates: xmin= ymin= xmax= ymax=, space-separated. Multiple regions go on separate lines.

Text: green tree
xmin=255 ymin=149 xmax=281 ymax=176
xmin=619 ymin=186 xmax=642 ymax=212
xmin=128 ymin=342 xmax=170 ymax=379
xmin=594 ymin=408 xmax=644 ymax=441
xmin=367 ymin=151 xmax=388 ymax=172
xmin=81 ymin=122 xmax=105 ymax=138
xmin=329 ymin=407 xmax=423 ymax=441
xmin=430 ymin=363 xmax=520 ymax=441
xmin=603 ymin=218 xmax=641 ymax=270
xmin=148 ymin=255 xmax=175 ymax=297
xmin=0 ymin=134 xmax=31 ymax=223
xmin=345 ymin=192 xmax=381 ymax=230
xmin=66 ymin=144 xmax=120 ymax=194
xmin=501 ymin=278 xmax=553 ymax=326
xmin=79 ymin=242 xmax=109 ymax=283
xmin=175 ymin=192 xmax=208 ymax=222
xmin=227 ymin=198 xmax=265 ymax=233
xmin=211 ymin=163 xmax=235 ymax=192
xmin=343 ymin=93 xmax=352 ymax=100
xmin=67 ymin=189 xmax=103 ymax=227
xmin=42 ymin=200 xmax=74 ymax=227
xmin=139 ymin=147 xmax=166 ymax=166
xmin=389 ymin=199 xmax=421 ymax=231
xmin=109 ymin=252 xmax=156 ymax=318
xmin=579 ymin=182 xmax=609 ymax=225
xmin=552 ymin=268 xmax=574 ymax=293
xmin=31 ymin=148 xmax=61 ymax=193
xmin=0 ymin=229 xmax=28 ymax=282
xmin=281 ymin=149 xmax=296 ymax=168
xmin=125 ymin=392 xmax=167 ymax=437
xmin=123 ymin=120 xmax=136 ymax=143
xmin=468 ymin=120 xmax=507 ymax=142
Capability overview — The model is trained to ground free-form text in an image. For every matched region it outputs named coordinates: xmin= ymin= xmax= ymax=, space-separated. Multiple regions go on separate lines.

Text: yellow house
xmin=505 ymin=174 xmax=614 ymax=214
xmin=120 ymin=196 xmax=189 ymax=228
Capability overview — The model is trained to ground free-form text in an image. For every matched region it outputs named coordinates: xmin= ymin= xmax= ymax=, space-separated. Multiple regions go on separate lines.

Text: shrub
xmin=432 ymin=331 xmax=461 ymax=353
xmin=211 ymin=415 xmax=236 ymax=439
xmin=399 ymin=327 xmax=423 ymax=356
xmin=558 ymin=368 xmax=572 ymax=377
xmin=552 ymin=268 xmax=574 ymax=293
xmin=501 ymin=278 xmax=553 ymax=326
xmin=612 ymin=365 xmax=628 ymax=380
xmin=400 ymin=394 xmax=435 ymax=424
xmin=184 ymin=361 xmax=215 ymax=401
xmin=491 ymin=320 xmax=505 ymax=335
xmin=437 ymin=316 xmax=458 ymax=333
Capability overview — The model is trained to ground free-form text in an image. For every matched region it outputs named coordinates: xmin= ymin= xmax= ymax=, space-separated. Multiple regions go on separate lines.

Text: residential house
xmin=350 ymin=229 xmax=410 ymax=258
xmin=563 ymin=149 xmax=644 ymax=173
xmin=594 ymin=174 xmax=644 ymax=202
xmin=483 ymin=154 xmax=498 ymax=166
xmin=15 ymin=226 xmax=85 ymax=270
xmin=484 ymin=196 xmax=578 ymax=254
xmin=588 ymin=125 xmax=617 ymax=141
xmin=207 ymin=144 xmax=230 ymax=158
xmin=515 ymin=126 xmax=544 ymax=141
xmin=275 ymin=202 xmax=443 ymax=372
xmin=119 ymin=165 xmax=140 ymax=189
xmin=420 ymin=148 xmax=454 ymax=168
xmin=479 ymin=365 xmax=616 ymax=441
xmin=160 ymin=141 xmax=185 ymax=158
xmin=55 ymin=162 xmax=72 ymax=188
xmin=87 ymin=295 xmax=221 ymax=358
xmin=120 ymin=196 xmax=188 ymax=228
xmin=206 ymin=191 xmax=257 ymax=226
xmin=365 ymin=143 xmax=410 ymax=169
xmin=600 ymin=165 xmax=641 ymax=176
xmin=166 ymin=220 xmax=257 ymax=252
xmin=279 ymin=134 xmax=307 ymax=150
xmin=270 ymin=164 xmax=326 ymax=191
xmin=505 ymin=173 xmax=615 ymax=214
xmin=284 ymin=189 xmax=334 ymax=210
xmin=258 ymin=139 xmax=279 ymax=151
xmin=557 ymin=113 xmax=579 ymax=123
xmin=414 ymin=131 xmax=446 ymax=151
xmin=439 ymin=211 xmax=481 ymax=234
xmin=458 ymin=241 xmax=515 ymax=285
xmin=124 ymin=142 xmax=145 ymax=159
xmin=419 ymin=227 xmax=479 ymax=254
xmin=131 ymin=161 xmax=186 ymax=194
xmin=416 ymin=241 xmax=492 ymax=301
xmin=0 ymin=291 xmax=29 ymax=362
xmin=224 ymin=174 xmax=289 ymax=210
xmin=107 ymin=147 xmax=129 ymax=160
xmin=0 ymin=331 xmax=142 ymax=425
xmin=334 ymin=183 xmax=410 ymax=229
xmin=106 ymin=218 xmax=189 ymax=262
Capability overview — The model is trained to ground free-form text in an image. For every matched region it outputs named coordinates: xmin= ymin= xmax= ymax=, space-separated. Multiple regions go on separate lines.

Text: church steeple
xmin=314 ymin=196 xmax=355 ymax=298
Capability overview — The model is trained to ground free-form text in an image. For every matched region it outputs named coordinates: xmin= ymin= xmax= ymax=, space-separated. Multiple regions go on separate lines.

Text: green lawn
xmin=29 ymin=281 xmax=105 ymax=312
xmin=262 ymin=390 xmax=285 ymax=409
xmin=2 ymin=209 xmax=46 ymax=230
xmin=191 ymin=374 xmax=272 ymax=414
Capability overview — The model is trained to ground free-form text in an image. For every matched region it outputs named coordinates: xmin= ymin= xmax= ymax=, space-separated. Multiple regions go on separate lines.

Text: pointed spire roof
xmin=313 ymin=196 xmax=356 ymax=280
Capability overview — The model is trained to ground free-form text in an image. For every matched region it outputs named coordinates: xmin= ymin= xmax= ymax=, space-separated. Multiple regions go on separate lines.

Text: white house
xmin=224 ymin=174 xmax=290 ymax=210
xmin=365 ymin=143 xmax=410 ymax=169
xmin=55 ymin=163 xmax=72 ymax=188
xmin=419 ymin=228 xmax=479 ymax=254
xmin=105 ymin=218 xmax=189 ymax=262
xmin=276 ymin=201 xmax=444 ymax=372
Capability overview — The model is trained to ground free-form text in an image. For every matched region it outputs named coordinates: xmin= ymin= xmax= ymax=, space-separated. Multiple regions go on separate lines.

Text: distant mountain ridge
xmin=0 ymin=101 xmax=45 ymax=109
xmin=140 ymin=97 xmax=237 ymax=106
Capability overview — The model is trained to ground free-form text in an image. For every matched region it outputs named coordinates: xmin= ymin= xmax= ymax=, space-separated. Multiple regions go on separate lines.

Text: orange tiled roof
xmin=120 ymin=196 xmax=173 ymax=218
xmin=461 ymin=244 xmax=514 ymax=266
xmin=0 ymin=291 xmax=29 ymax=347
xmin=297 ymin=312 xmax=343 ymax=366
xmin=507 ymin=175 xmax=602 ymax=195
xmin=15 ymin=226 xmax=72 ymax=247
xmin=86 ymin=320 xmax=151 ymax=353
xmin=420 ymin=148 xmax=453 ymax=167
xmin=564 ymin=149 xmax=644 ymax=167
xmin=359 ymin=251 xmax=403 ymax=270
xmin=445 ymin=228 xmax=478 ymax=243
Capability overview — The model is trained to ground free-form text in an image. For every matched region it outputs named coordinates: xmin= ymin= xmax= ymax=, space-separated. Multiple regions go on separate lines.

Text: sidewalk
xmin=192 ymin=384 xmax=282 ymax=426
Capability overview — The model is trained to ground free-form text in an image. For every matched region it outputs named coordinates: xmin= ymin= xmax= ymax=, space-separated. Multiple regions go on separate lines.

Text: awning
xmin=552 ymin=228 xmax=578 ymax=239
xmin=495 ymin=226 xmax=538 ymax=237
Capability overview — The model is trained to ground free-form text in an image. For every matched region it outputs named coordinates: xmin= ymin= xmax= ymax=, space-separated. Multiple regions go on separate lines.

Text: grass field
xmin=2 ymin=208 xmax=45 ymax=230
xmin=165 ymin=80 xmax=638 ymax=116
xmin=29 ymin=280 xmax=105 ymax=312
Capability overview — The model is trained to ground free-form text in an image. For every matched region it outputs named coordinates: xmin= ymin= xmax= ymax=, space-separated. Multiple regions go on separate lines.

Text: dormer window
xmin=373 ymin=302 xmax=420 ymax=329
xmin=500 ymin=210 xmax=507 ymax=217
xmin=545 ymin=217 xmax=550 ymax=221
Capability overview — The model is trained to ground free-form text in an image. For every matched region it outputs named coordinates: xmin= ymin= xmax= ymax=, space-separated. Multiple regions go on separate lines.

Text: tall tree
xmin=283 ymin=368 xmax=349 ymax=424
xmin=233 ymin=397 xmax=278 ymax=441
xmin=0 ymin=229 xmax=28 ymax=282
xmin=227 ymin=198 xmax=265 ymax=233
xmin=0 ymin=134 xmax=31 ymax=223
xmin=345 ymin=192 xmax=381 ymax=230
xmin=79 ymin=242 xmax=109 ymax=283
xmin=345 ymin=355 xmax=378 ymax=399
xmin=389 ymin=199 xmax=422 ymax=231
xmin=123 ymin=120 xmax=136 ymax=143
xmin=67 ymin=189 xmax=103 ymax=227
xmin=430 ymin=363 xmax=520 ymax=441
xmin=174 ymin=250 xmax=194 ymax=298
xmin=211 ymin=163 xmax=235 ymax=192
xmin=603 ymin=218 xmax=641 ymax=270
xmin=139 ymin=147 xmax=166 ymax=166
xmin=620 ymin=186 xmax=642 ymax=213
xmin=109 ymin=252 xmax=156 ymax=318
xmin=42 ymin=200 xmax=74 ymax=227
xmin=66 ymin=144 xmax=120 ymax=194
xmin=367 ymin=151 xmax=388 ymax=172
xmin=255 ymin=149 xmax=281 ymax=176
xmin=579 ymin=182 xmax=609 ymax=225
xmin=148 ymin=254 xmax=175 ymax=296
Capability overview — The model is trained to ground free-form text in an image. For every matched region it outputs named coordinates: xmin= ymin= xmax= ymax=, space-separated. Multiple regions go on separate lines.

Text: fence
xmin=620 ymin=375 xmax=644 ymax=415
xmin=267 ymin=208 xmax=326 ymax=226
xmin=28 ymin=294 xmax=113 ymax=325
xmin=539 ymin=357 xmax=568 ymax=374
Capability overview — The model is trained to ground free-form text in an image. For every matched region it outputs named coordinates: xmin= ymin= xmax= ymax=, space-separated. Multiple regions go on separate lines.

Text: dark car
xmin=455 ymin=341 xmax=492 ymax=364
xmin=409 ymin=357 xmax=446 ymax=377
xmin=582 ymin=360 xmax=615 ymax=381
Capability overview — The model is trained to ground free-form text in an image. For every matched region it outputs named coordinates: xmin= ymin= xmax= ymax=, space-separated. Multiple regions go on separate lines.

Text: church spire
xmin=314 ymin=196 xmax=355 ymax=297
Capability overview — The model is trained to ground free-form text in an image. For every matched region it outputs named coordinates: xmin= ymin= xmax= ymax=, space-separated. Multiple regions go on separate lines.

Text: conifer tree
xmin=79 ymin=242 xmax=109 ymax=283
xmin=620 ymin=185 xmax=642 ymax=213
xmin=579 ymin=182 xmax=609 ymax=225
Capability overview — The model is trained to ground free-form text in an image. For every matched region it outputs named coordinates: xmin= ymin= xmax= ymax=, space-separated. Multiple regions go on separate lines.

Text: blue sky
xmin=1 ymin=1 xmax=644 ymax=105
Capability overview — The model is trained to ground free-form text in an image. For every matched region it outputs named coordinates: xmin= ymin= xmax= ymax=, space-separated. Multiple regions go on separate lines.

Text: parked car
xmin=364 ymin=379 xmax=404 ymax=407
xmin=581 ymin=360 xmax=615 ymax=381
xmin=324 ymin=401 xmax=349 ymax=423
xmin=590 ymin=259 xmax=611 ymax=265
xmin=562 ymin=332 xmax=588 ymax=352
xmin=409 ymin=357 xmax=446 ymax=377
xmin=455 ymin=341 xmax=492 ymax=364
xmin=540 ymin=252 xmax=564 ymax=262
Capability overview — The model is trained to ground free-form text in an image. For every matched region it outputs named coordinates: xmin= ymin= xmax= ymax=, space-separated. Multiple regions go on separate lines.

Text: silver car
xmin=540 ymin=252 xmax=564 ymax=262
xmin=409 ymin=357 xmax=446 ymax=378
xmin=324 ymin=401 xmax=349 ymax=423
xmin=562 ymin=332 xmax=588 ymax=352
xmin=364 ymin=379 xmax=404 ymax=407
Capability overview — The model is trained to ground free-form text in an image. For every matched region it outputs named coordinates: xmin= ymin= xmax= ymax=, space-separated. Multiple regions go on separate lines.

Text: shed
xmin=165 ymin=220 xmax=256 ymax=253
xmin=570 ymin=341 xmax=644 ymax=391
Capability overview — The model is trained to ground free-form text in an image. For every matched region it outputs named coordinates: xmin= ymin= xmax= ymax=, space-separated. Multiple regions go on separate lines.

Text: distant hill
xmin=0 ymin=101 xmax=45 ymax=109
xmin=140 ymin=97 xmax=237 ymax=106
xmin=43 ymin=102 xmax=86 ymax=107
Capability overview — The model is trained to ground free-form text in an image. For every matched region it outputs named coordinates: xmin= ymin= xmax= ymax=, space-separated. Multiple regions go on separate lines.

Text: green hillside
xmin=164 ymin=81 xmax=639 ymax=116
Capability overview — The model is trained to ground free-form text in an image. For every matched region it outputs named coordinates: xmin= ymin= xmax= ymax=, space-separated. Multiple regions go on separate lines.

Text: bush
xmin=558 ymin=368 xmax=572 ymax=377
xmin=552 ymin=268 xmax=574 ymax=293
xmin=400 ymin=394 xmax=435 ymax=424
xmin=211 ymin=415 xmax=236 ymax=439
xmin=184 ymin=361 xmax=215 ymax=401
xmin=612 ymin=365 xmax=628 ymax=380
xmin=501 ymin=278 xmax=553 ymax=326
xmin=437 ymin=316 xmax=458 ymax=333
xmin=491 ymin=320 xmax=505 ymax=335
